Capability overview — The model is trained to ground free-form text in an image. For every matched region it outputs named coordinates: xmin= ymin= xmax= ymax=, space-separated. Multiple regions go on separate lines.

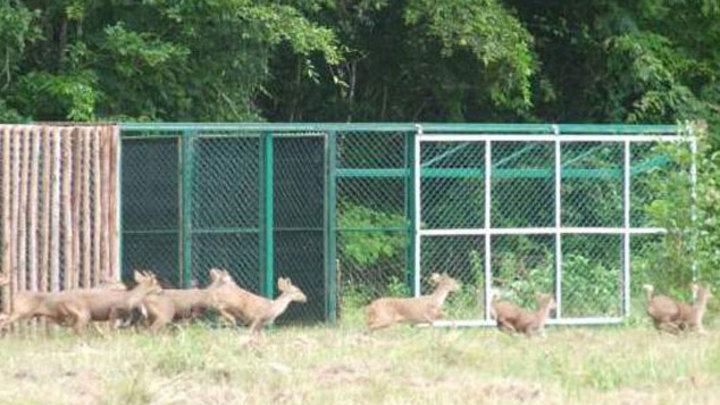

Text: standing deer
xmin=141 ymin=268 xmax=233 ymax=331
xmin=366 ymin=272 xmax=461 ymax=330
xmin=209 ymin=270 xmax=307 ymax=335
xmin=491 ymin=292 xmax=556 ymax=337
xmin=55 ymin=271 xmax=162 ymax=335
xmin=644 ymin=283 xmax=712 ymax=334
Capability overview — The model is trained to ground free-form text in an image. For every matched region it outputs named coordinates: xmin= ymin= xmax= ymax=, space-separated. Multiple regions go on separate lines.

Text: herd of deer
xmin=0 ymin=269 xmax=712 ymax=337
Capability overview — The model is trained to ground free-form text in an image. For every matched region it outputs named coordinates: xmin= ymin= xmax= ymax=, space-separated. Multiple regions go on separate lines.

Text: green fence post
xmin=259 ymin=132 xmax=274 ymax=298
xmin=325 ymin=131 xmax=338 ymax=323
xmin=180 ymin=131 xmax=195 ymax=288
xmin=405 ymin=130 xmax=417 ymax=294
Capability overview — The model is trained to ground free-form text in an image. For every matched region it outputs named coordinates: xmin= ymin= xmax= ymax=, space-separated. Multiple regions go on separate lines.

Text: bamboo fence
xmin=0 ymin=125 xmax=119 ymax=318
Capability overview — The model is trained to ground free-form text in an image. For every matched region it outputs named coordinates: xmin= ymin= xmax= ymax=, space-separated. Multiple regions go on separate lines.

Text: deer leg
xmin=497 ymin=319 xmax=516 ymax=334
xmin=218 ymin=309 xmax=237 ymax=327
xmin=0 ymin=311 xmax=25 ymax=333
xmin=64 ymin=306 xmax=90 ymax=336
xmin=249 ymin=319 xmax=262 ymax=334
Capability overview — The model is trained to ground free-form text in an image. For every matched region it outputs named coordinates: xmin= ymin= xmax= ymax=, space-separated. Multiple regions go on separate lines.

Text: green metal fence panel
xmin=273 ymin=135 xmax=326 ymax=323
xmin=189 ymin=133 xmax=261 ymax=291
xmin=121 ymin=136 xmax=180 ymax=287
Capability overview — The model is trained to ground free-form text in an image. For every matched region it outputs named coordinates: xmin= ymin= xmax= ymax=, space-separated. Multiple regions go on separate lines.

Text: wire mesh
xmin=118 ymin=124 xmax=688 ymax=326
xmin=561 ymin=234 xmax=622 ymax=317
xmin=190 ymin=135 xmax=260 ymax=289
xmin=492 ymin=142 xmax=554 ymax=228
xmin=122 ymin=136 xmax=180 ymax=285
xmin=274 ymin=136 xmax=325 ymax=323
xmin=562 ymin=142 xmax=623 ymax=227
xmin=336 ymin=131 xmax=410 ymax=321
xmin=421 ymin=142 xmax=484 ymax=229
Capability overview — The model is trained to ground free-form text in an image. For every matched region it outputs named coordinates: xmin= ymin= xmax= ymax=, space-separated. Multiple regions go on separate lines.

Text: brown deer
xmin=644 ymin=284 xmax=712 ymax=334
xmin=491 ymin=292 xmax=556 ymax=337
xmin=55 ymin=271 xmax=162 ymax=335
xmin=141 ymin=268 xmax=233 ymax=331
xmin=366 ymin=272 xmax=461 ymax=330
xmin=209 ymin=270 xmax=307 ymax=335
xmin=0 ymin=274 xmax=128 ymax=331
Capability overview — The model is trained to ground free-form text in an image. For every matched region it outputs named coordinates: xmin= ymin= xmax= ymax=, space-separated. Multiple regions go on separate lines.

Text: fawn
xmin=491 ymin=292 xmax=556 ymax=337
xmin=209 ymin=270 xmax=307 ymax=335
xmin=644 ymin=283 xmax=712 ymax=334
xmin=54 ymin=271 xmax=162 ymax=335
xmin=366 ymin=272 xmax=461 ymax=330
xmin=141 ymin=268 xmax=233 ymax=331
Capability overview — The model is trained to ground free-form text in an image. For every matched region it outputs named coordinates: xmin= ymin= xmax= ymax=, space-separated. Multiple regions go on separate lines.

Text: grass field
xmin=0 ymin=322 xmax=718 ymax=405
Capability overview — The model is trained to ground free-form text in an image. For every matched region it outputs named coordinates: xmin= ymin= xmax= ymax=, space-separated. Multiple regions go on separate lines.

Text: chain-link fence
xmin=120 ymin=123 xmax=693 ymax=326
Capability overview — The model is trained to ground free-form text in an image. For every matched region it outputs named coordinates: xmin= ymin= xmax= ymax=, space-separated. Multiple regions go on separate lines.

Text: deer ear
xmin=133 ymin=271 xmax=144 ymax=283
xmin=210 ymin=268 xmax=222 ymax=282
xmin=430 ymin=273 xmax=441 ymax=284
xmin=277 ymin=278 xmax=286 ymax=290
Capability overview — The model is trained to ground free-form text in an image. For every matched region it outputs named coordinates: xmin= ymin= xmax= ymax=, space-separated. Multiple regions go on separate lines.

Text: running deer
xmin=0 ymin=274 xmax=128 ymax=331
xmin=56 ymin=271 xmax=162 ymax=335
xmin=142 ymin=268 xmax=233 ymax=331
xmin=644 ymin=284 xmax=712 ymax=334
xmin=209 ymin=270 xmax=307 ymax=335
xmin=366 ymin=272 xmax=461 ymax=330
xmin=491 ymin=292 xmax=556 ymax=337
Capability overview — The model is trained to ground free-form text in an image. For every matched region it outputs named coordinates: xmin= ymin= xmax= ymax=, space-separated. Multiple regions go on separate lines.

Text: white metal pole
xmin=421 ymin=134 xmax=688 ymax=143
xmin=414 ymin=124 xmax=422 ymax=297
xmin=623 ymin=140 xmax=631 ymax=316
xmin=690 ymin=136 xmax=698 ymax=284
xmin=484 ymin=140 xmax=492 ymax=320
xmin=554 ymin=136 xmax=563 ymax=319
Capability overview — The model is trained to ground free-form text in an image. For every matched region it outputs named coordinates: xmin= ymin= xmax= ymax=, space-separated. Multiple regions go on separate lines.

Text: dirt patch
xmin=481 ymin=381 xmax=543 ymax=403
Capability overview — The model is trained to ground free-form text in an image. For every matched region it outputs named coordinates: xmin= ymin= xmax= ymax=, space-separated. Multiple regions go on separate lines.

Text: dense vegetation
xmin=2 ymin=1 xmax=719 ymax=306
xmin=1 ymin=0 xmax=719 ymax=129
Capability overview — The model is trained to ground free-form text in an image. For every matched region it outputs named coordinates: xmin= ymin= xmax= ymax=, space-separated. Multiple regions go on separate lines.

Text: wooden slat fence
xmin=0 ymin=125 xmax=119 ymax=319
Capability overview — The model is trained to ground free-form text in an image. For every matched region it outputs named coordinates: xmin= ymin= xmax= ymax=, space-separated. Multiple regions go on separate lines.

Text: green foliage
xmin=404 ymin=0 xmax=536 ymax=111
xmin=338 ymin=203 xmax=405 ymax=268
xmin=0 ymin=2 xmax=40 ymax=90
xmin=494 ymin=248 xmax=554 ymax=309
xmin=13 ymin=71 xmax=98 ymax=121
xmin=562 ymin=254 xmax=619 ymax=316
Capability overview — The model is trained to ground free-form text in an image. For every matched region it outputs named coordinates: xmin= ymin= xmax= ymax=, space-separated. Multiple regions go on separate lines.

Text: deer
xmin=208 ymin=270 xmax=307 ymax=335
xmin=644 ymin=283 xmax=712 ymax=334
xmin=366 ymin=272 xmax=461 ymax=330
xmin=0 ymin=274 xmax=128 ymax=332
xmin=491 ymin=292 xmax=556 ymax=337
xmin=54 ymin=271 xmax=162 ymax=335
xmin=141 ymin=268 xmax=233 ymax=331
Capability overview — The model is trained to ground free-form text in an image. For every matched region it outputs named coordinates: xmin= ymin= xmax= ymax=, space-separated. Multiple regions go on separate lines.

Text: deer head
xmin=430 ymin=272 xmax=461 ymax=293
xmin=535 ymin=293 xmax=557 ymax=310
xmin=133 ymin=270 xmax=162 ymax=295
xmin=277 ymin=277 xmax=307 ymax=303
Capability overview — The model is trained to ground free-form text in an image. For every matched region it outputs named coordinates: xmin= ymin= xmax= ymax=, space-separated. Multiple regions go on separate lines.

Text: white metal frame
xmin=413 ymin=127 xmax=694 ymax=326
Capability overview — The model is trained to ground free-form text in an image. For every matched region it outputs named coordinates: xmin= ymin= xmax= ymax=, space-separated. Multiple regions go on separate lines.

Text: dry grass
xmin=0 ymin=323 xmax=718 ymax=404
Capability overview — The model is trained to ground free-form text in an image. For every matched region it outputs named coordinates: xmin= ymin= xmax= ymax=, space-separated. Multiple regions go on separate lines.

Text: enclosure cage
xmin=120 ymin=123 xmax=695 ymax=325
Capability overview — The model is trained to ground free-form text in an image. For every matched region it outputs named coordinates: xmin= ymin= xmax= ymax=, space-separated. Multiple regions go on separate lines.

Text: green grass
xmin=0 ymin=323 xmax=718 ymax=404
